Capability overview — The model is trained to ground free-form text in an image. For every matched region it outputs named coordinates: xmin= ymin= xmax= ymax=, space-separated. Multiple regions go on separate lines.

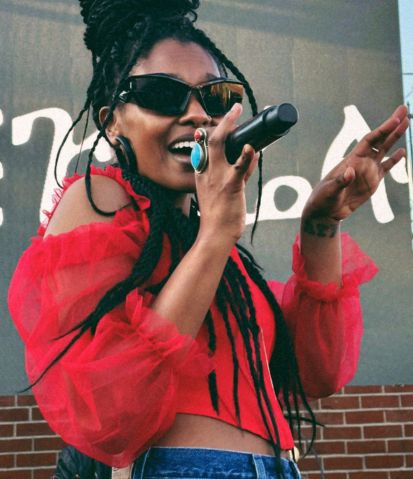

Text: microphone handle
xmin=225 ymin=103 xmax=298 ymax=164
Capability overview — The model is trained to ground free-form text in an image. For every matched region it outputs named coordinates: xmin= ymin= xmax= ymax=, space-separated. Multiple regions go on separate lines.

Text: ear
xmin=99 ymin=106 xmax=122 ymax=145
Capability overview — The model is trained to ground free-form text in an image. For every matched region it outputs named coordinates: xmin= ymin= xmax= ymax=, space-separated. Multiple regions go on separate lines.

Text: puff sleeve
xmin=8 ymin=171 xmax=211 ymax=467
xmin=269 ymin=233 xmax=378 ymax=398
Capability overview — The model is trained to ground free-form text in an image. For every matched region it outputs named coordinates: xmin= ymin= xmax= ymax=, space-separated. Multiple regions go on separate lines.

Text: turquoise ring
xmin=191 ymin=128 xmax=209 ymax=174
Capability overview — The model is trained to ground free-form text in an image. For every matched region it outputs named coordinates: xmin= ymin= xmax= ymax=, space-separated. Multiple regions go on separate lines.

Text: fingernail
xmin=242 ymin=144 xmax=252 ymax=157
xmin=229 ymin=103 xmax=242 ymax=116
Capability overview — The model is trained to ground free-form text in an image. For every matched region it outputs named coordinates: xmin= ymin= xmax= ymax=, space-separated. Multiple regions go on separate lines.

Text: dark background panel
xmin=0 ymin=0 xmax=411 ymax=393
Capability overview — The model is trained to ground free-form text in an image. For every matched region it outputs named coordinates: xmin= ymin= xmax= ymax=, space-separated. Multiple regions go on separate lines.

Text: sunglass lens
xmin=129 ymin=77 xmax=189 ymax=115
xmin=202 ymin=82 xmax=244 ymax=116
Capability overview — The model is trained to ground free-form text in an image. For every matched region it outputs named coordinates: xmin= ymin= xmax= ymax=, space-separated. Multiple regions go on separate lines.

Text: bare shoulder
xmin=44 ymin=175 xmax=132 ymax=237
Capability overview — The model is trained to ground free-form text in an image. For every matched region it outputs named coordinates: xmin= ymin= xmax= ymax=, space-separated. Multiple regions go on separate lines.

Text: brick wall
xmin=299 ymin=385 xmax=413 ymax=479
xmin=0 ymin=385 xmax=412 ymax=478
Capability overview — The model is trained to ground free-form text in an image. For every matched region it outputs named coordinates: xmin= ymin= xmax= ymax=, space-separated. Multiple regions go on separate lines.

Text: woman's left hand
xmin=302 ymin=105 xmax=409 ymax=222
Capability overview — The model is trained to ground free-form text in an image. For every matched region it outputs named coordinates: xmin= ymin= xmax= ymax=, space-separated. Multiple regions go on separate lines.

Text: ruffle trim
xmin=291 ymin=232 xmax=379 ymax=301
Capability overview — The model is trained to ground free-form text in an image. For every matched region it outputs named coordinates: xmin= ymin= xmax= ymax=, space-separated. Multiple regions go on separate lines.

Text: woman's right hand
xmin=195 ymin=103 xmax=258 ymax=246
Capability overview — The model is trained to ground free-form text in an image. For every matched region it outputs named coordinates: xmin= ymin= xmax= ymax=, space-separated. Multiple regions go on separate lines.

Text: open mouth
xmin=168 ymin=140 xmax=196 ymax=157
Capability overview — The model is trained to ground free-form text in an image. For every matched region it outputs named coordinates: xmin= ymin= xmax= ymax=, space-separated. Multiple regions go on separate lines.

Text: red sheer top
xmin=8 ymin=166 xmax=378 ymax=467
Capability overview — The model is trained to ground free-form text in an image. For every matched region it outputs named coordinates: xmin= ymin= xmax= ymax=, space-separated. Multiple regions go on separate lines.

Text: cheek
xmin=125 ymin=118 xmax=172 ymax=162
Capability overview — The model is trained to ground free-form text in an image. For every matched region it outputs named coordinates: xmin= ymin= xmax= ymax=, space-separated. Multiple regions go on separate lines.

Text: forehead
xmin=130 ymin=38 xmax=221 ymax=83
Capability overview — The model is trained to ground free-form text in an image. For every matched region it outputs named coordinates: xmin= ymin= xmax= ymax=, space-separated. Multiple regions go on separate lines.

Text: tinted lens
xmin=128 ymin=76 xmax=190 ymax=115
xmin=125 ymin=76 xmax=244 ymax=116
xmin=200 ymin=82 xmax=244 ymax=116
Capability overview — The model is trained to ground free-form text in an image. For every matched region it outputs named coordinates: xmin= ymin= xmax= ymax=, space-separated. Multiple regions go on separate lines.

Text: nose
xmin=178 ymin=92 xmax=212 ymax=127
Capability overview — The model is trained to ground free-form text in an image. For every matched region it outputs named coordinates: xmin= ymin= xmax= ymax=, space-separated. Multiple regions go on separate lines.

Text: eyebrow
xmin=164 ymin=72 xmax=222 ymax=82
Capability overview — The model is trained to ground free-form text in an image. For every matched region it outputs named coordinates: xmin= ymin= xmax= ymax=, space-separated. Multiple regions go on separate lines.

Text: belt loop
xmin=289 ymin=461 xmax=302 ymax=479
xmin=137 ymin=448 xmax=151 ymax=479
xmin=252 ymin=454 xmax=266 ymax=479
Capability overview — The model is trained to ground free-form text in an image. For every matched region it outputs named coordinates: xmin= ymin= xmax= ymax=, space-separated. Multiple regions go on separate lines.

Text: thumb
xmin=336 ymin=166 xmax=355 ymax=189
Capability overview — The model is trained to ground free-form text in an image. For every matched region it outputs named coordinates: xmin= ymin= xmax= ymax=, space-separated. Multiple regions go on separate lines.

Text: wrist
xmin=195 ymin=227 xmax=237 ymax=256
xmin=301 ymin=215 xmax=341 ymax=239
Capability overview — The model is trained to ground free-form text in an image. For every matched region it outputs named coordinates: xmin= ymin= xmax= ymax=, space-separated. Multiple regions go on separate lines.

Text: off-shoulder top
xmin=8 ymin=165 xmax=378 ymax=467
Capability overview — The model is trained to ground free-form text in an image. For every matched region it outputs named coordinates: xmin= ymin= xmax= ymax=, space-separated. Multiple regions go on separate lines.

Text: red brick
xmin=16 ymin=422 xmax=54 ymax=437
xmin=319 ymin=395 xmax=360 ymax=410
xmin=0 ymin=454 xmax=14 ymax=468
xmin=0 ymin=439 xmax=32 ymax=453
xmin=386 ymin=409 xmax=413 ymax=422
xmin=389 ymin=471 xmax=413 ymax=479
xmin=31 ymin=407 xmax=45 ymax=420
xmin=405 ymin=424 xmax=413 ymax=436
xmin=34 ymin=436 xmax=65 ymax=451
xmin=33 ymin=469 xmax=57 ymax=479
xmin=297 ymin=455 xmax=320 ymax=472
xmin=298 ymin=427 xmax=323 ymax=443
xmin=0 ymin=396 xmax=16 ymax=407
xmin=361 ymin=395 xmax=400 ymax=408
xmin=347 ymin=440 xmax=386 ymax=454
xmin=0 ymin=472 xmax=31 ymax=479
xmin=365 ymin=454 xmax=404 ymax=468
xmin=324 ymin=455 xmax=363 ymax=470
xmin=305 ymin=474 xmax=339 ymax=479
xmin=313 ymin=411 xmax=345 ymax=425
xmin=388 ymin=439 xmax=413 ymax=452
xmin=307 ymin=398 xmax=322 ymax=411
xmin=346 ymin=410 xmax=384 ymax=424
xmin=16 ymin=395 xmax=37 ymax=406
xmin=344 ymin=385 xmax=383 ymax=394
xmin=311 ymin=440 xmax=345 ymax=455
xmin=406 ymin=455 xmax=413 ymax=467
xmin=0 ymin=408 xmax=29 ymax=422
xmin=323 ymin=425 xmax=362 ymax=439
xmin=16 ymin=452 xmax=57 ymax=467
xmin=0 ymin=424 xmax=14 ymax=436
xmin=400 ymin=394 xmax=413 ymax=407
xmin=384 ymin=385 xmax=413 ymax=393
xmin=364 ymin=424 xmax=403 ymax=438
xmin=349 ymin=473 xmax=388 ymax=479
xmin=319 ymin=474 xmax=347 ymax=479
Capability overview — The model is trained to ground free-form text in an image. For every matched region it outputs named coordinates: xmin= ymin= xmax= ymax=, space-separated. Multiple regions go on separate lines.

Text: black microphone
xmin=225 ymin=103 xmax=298 ymax=164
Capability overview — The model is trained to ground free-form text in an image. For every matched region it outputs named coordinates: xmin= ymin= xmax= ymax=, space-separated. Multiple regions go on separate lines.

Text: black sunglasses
xmin=117 ymin=73 xmax=245 ymax=117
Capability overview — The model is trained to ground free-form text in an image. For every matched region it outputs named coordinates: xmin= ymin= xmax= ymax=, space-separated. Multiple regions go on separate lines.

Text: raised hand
xmin=302 ymin=105 xmax=409 ymax=222
xmin=195 ymin=103 xmax=258 ymax=244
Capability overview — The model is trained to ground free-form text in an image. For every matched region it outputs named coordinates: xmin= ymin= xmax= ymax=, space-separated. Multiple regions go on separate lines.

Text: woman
xmin=8 ymin=1 xmax=409 ymax=479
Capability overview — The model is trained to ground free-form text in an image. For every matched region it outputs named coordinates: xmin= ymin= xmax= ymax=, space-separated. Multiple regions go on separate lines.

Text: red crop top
xmin=8 ymin=165 xmax=378 ymax=467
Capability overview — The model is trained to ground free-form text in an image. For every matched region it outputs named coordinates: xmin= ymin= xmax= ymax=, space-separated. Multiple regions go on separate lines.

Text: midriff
xmin=155 ymin=413 xmax=275 ymax=456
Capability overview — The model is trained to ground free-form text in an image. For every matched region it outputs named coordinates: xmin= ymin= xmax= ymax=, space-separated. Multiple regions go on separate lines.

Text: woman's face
xmin=104 ymin=38 xmax=223 ymax=195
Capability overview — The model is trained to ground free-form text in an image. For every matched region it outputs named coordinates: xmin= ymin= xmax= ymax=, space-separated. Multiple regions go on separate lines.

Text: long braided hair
xmin=43 ymin=0 xmax=318 ymax=466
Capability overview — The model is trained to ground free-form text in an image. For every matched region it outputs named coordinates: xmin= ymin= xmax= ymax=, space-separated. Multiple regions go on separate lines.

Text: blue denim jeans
xmin=132 ymin=447 xmax=301 ymax=479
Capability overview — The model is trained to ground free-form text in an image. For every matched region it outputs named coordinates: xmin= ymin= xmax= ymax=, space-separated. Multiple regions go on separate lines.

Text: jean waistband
xmin=132 ymin=447 xmax=301 ymax=479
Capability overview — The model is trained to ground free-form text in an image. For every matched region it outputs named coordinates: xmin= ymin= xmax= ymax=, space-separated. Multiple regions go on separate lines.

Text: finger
xmin=230 ymin=144 xmax=256 ymax=181
xmin=354 ymin=106 xmax=407 ymax=156
xmin=207 ymin=103 xmax=243 ymax=165
xmin=342 ymin=166 xmax=356 ymax=185
xmin=379 ymin=117 xmax=409 ymax=153
xmin=332 ymin=166 xmax=355 ymax=192
xmin=392 ymin=104 xmax=409 ymax=122
xmin=381 ymin=147 xmax=406 ymax=174
xmin=244 ymin=150 xmax=260 ymax=183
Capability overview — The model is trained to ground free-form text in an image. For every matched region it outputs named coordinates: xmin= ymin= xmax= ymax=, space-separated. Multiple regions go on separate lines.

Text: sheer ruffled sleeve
xmin=8 ymin=177 xmax=212 ymax=467
xmin=268 ymin=233 xmax=378 ymax=399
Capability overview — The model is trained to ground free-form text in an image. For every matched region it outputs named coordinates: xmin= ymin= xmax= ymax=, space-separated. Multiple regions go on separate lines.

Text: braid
xmin=237 ymin=246 xmax=318 ymax=449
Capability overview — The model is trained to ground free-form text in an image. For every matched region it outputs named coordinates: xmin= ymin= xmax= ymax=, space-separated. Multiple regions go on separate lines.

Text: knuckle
xmin=208 ymin=136 xmax=224 ymax=148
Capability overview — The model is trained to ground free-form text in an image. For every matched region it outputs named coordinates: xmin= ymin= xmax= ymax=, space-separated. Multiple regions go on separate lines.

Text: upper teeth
xmin=171 ymin=141 xmax=196 ymax=150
